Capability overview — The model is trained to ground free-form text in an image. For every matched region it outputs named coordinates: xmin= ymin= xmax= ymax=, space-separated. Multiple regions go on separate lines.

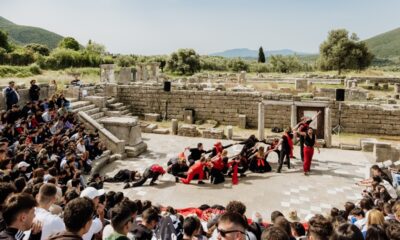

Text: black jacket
xmin=0 ymin=227 xmax=41 ymax=240
xmin=132 ymin=224 xmax=153 ymax=240
xmin=29 ymin=85 xmax=40 ymax=102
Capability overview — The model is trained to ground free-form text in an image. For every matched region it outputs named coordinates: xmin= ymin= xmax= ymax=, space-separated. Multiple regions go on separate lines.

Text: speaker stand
xmin=332 ymin=102 xmax=344 ymax=135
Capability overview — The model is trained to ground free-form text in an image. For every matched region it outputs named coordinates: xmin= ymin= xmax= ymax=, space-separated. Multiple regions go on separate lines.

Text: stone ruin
xmin=135 ymin=62 xmax=160 ymax=83
xmin=100 ymin=64 xmax=116 ymax=83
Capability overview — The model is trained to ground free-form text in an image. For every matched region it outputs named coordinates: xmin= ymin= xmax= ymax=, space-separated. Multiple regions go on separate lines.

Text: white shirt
xmin=381 ymin=180 xmax=398 ymax=199
xmin=34 ymin=207 xmax=65 ymax=240
xmin=77 ymin=143 xmax=86 ymax=154
xmin=102 ymin=224 xmax=134 ymax=240
xmin=42 ymin=111 xmax=51 ymax=122
xmin=82 ymin=217 xmax=103 ymax=240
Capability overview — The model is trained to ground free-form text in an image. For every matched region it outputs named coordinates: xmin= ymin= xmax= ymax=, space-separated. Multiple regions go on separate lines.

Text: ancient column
xmin=290 ymin=104 xmax=297 ymax=128
xmin=135 ymin=65 xmax=143 ymax=82
xmin=171 ymin=119 xmax=178 ymax=135
xmin=226 ymin=126 xmax=233 ymax=140
xmin=142 ymin=64 xmax=148 ymax=82
xmin=150 ymin=62 xmax=160 ymax=82
xmin=258 ymin=102 xmax=265 ymax=140
xmin=324 ymin=107 xmax=332 ymax=148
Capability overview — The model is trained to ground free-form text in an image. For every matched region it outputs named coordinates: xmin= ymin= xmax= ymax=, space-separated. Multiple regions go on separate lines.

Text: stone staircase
xmin=70 ymin=97 xmax=147 ymax=163
xmin=69 ymin=97 xmax=133 ymax=123
xmin=106 ymin=98 xmax=133 ymax=117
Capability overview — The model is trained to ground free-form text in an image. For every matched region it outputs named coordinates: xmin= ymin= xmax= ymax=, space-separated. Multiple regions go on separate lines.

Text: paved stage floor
xmin=101 ymin=133 xmax=373 ymax=220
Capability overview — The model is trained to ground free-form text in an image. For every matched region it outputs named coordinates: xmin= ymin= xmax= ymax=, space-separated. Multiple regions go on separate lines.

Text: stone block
xmin=373 ymin=142 xmax=392 ymax=162
xmin=144 ymin=113 xmax=160 ymax=122
xmin=238 ymin=114 xmax=246 ymax=129
xmin=178 ymin=124 xmax=200 ymax=137
xmin=202 ymin=128 xmax=225 ymax=139
xmin=360 ymin=138 xmax=377 ymax=152
xmin=144 ymin=123 xmax=158 ymax=133
xmin=152 ymin=128 xmax=170 ymax=134
xmin=183 ymin=109 xmax=195 ymax=124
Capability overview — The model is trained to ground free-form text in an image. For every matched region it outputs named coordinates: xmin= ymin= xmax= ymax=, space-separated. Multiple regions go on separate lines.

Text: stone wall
xmin=116 ymin=84 xmax=400 ymax=136
xmin=331 ymin=103 xmax=400 ymax=135
xmin=117 ymin=85 xmax=261 ymax=127
xmin=315 ymin=88 xmax=368 ymax=101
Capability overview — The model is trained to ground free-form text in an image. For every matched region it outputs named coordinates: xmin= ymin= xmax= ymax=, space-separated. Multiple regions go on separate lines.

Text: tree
xmin=25 ymin=43 xmax=50 ymax=56
xmin=269 ymin=55 xmax=302 ymax=73
xmin=228 ymin=58 xmax=249 ymax=72
xmin=0 ymin=30 xmax=10 ymax=52
xmin=166 ymin=49 xmax=200 ymax=75
xmin=318 ymin=29 xmax=374 ymax=74
xmin=58 ymin=37 xmax=80 ymax=51
xmin=86 ymin=40 xmax=106 ymax=55
xmin=258 ymin=46 xmax=266 ymax=63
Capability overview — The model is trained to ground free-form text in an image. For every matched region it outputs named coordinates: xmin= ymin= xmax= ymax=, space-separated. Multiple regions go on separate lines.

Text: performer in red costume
xmin=296 ymin=127 xmax=320 ymax=175
xmin=180 ymin=157 xmax=210 ymax=184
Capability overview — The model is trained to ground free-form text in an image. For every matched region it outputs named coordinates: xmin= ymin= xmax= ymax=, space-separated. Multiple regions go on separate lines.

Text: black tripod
xmin=332 ymin=102 xmax=344 ymax=134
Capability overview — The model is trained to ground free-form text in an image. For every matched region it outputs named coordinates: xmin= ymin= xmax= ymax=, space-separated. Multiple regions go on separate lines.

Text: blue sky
xmin=0 ymin=0 xmax=399 ymax=55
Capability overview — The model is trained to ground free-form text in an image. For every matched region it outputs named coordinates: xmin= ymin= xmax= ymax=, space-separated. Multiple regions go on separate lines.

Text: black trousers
xmin=277 ymin=150 xmax=290 ymax=172
xmin=300 ymin=136 xmax=305 ymax=161
xmin=132 ymin=169 xmax=160 ymax=187
xmin=210 ymin=168 xmax=225 ymax=184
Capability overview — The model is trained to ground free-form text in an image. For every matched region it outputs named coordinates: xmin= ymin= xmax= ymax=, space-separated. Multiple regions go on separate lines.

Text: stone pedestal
xmin=238 ymin=114 xmax=246 ymax=129
xmin=373 ymin=142 xmax=392 ymax=162
xmin=118 ymin=67 xmax=132 ymax=84
xmin=100 ymin=117 xmax=147 ymax=155
xmin=171 ymin=119 xmax=178 ymax=135
xmin=295 ymin=79 xmax=308 ymax=91
xmin=226 ymin=126 xmax=233 ymax=140
xmin=258 ymin=102 xmax=265 ymax=140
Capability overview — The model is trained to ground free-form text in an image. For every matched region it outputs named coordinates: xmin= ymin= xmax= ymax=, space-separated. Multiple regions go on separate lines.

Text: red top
xmin=150 ymin=164 xmax=166 ymax=174
xmin=212 ymin=156 xmax=225 ymax=171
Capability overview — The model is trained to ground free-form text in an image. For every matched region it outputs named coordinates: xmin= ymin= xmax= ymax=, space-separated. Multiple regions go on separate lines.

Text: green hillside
xmin=365 ymin=27 xmax=400 ymax=59
xmin=0 ymin=16 xmax=63 ymax=49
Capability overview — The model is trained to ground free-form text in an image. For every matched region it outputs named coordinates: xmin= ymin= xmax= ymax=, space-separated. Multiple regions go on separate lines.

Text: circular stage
xmin=101 ymin=133 xmax=369 ymax=220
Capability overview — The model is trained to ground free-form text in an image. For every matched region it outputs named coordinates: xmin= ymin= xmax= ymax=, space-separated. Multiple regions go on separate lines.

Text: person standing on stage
xmin=276 ymin=127 xmax=293 ymax=173
xmin=296 ymin=128 xmax=320 ymax=175
xmin=294 ymin=111 xmax=321 ymax=161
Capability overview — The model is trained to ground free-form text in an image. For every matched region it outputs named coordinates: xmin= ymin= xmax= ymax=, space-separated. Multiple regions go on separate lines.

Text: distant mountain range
xmin=364 ymin=27 xmax=400 ymax=59
xmin=0 ymin=16 xmax=64 ymax=49
xmin=209 ymin=48 xmax=312 ymax=58
xmin=1 ymin=15 xmax=400 ymax=60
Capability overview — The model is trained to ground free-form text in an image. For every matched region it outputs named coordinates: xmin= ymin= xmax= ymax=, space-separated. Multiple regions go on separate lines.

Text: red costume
xmin=180 ymin=161 xmax=206 ymax=184
xmin=303 ymin=134 xmax=316 ymax=173
xmin=284 ymin=132 xmax=294 ymax=158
